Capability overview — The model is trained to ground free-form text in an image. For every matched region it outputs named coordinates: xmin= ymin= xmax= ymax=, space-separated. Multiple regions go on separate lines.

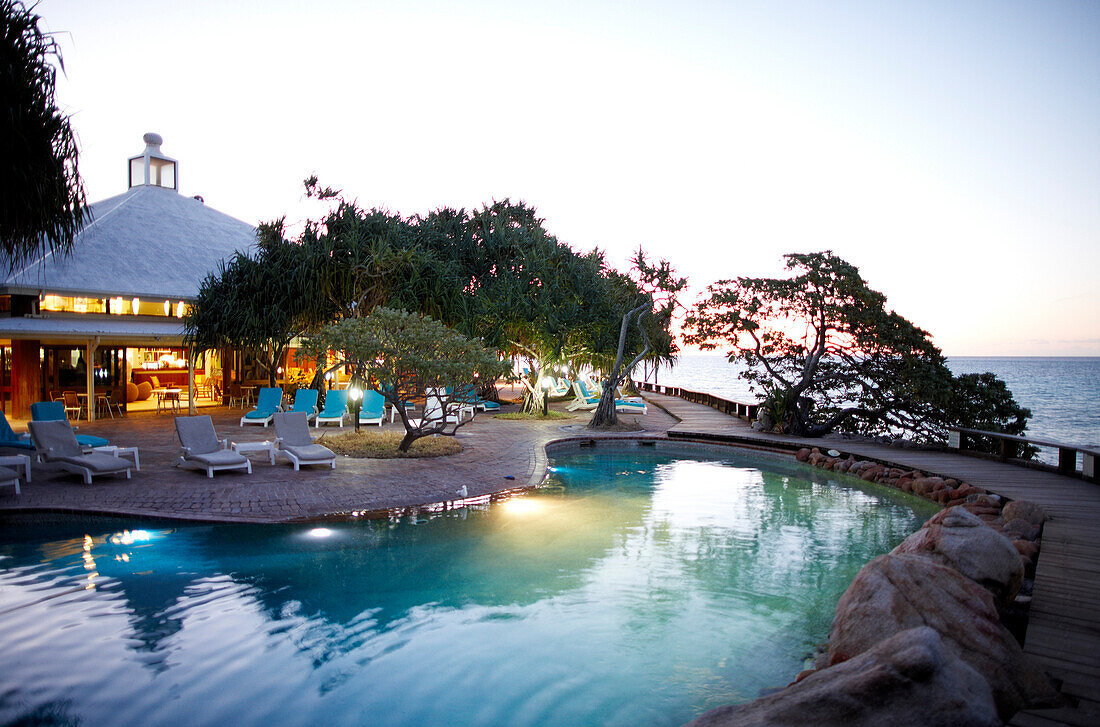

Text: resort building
xmin=0 ymin=134 xmax=258 ymax=419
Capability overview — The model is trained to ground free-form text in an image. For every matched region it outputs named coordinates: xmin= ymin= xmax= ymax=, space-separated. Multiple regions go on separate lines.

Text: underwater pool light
xmin=307 ymin=528 xmax=333 ymax=538
xmin=500 ymin=498 xmax=542 ymax=516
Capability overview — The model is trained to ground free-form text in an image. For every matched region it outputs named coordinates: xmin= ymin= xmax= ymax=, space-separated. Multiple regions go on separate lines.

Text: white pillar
xmin=86 ymin=338 xmax=99 ymax=422
xmin=188 ymin=347 xmax=196 ymax=415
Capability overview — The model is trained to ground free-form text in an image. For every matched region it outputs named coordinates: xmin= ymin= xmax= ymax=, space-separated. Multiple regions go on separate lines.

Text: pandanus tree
xmin=1 ymin=0 xmax=87 ymax=269
xmin=588 ymin=250 xmax=685 ymax=429
xmin=300 ymin=307 xmax=510 ymax=452
xmin=184 ymin=221 xmax=315 ymax=387
xmin=684 ymin=251 xmax=1030 ymax=445
xmin=433 ymin=200 xmax=626 ymax=413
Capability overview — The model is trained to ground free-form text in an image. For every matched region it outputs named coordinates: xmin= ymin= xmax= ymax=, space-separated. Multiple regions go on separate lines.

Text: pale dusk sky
xmin=37 ymin=0 xmax=1100 ymax=356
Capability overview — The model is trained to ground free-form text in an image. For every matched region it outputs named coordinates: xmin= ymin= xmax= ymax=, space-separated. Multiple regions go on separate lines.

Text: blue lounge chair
xmin=358 ymin=390 xmax=385 ymax=426
xmin=287 ymin=388 xmax=319 ymax=421
xmin=240 ymin=387 xmax=283 ymax=427
xmin=567 ymin=381 xmax=647 ymax=415
xmin=0 ymin=411 xmax=34 ymax=452
xmin=459 ymin=383 xmax=500 ymax=411
xmin=30 ymin=402 xmax=109 ymax=448
xmin=315 ymin=389 xmax=349 ymax=428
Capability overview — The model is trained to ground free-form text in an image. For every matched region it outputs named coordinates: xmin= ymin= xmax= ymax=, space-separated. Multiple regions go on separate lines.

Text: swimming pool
xmin=0 ymin=442 xmax=937 ymax=727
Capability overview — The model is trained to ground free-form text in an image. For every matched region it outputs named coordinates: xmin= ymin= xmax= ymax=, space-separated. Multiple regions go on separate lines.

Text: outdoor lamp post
xmin=541 ymin=378 xmax=551 ymax=417
xmin=349 ymin=385 xmax=363 ymax=433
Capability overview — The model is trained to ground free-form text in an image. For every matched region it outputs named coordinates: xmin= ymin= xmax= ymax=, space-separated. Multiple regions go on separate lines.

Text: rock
xmin=827 ymin=553 xmax=1061 ymax=719
xmin=962 ymin=503 xmax=1002 ymax=518
xmin=1001 ymin=501 xmax=1046 ymax=526
xmin=1002 ymin=518 xmax=1040 ymax=542
xmin=911 ymin=477 xmax=944 ymax=497
xmin=795 ymin=448 xmax=811 ymax=463
xmin=1013 ymin=540 xmax=1040 ymax=560
xmin=892 ymin=507 xmax=1023 ymax=604
xmin=684 ymin=627 xmax=1000 ymax=727
xmin=860 ymin=468 xmax=879 ymax=482
xmin=898 ymin=477 xmax=914 ymax=493
xmin=793 ymin=668 xmax=815 ymax=683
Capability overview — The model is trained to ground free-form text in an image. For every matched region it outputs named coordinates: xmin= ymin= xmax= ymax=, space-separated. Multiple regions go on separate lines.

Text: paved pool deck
xmin=0 ymin=397 xmax=678 ymax=523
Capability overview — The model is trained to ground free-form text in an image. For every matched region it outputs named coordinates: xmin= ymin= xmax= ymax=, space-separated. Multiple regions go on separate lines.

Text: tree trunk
xmin=589 ymin=303 xmax=649 ymax=429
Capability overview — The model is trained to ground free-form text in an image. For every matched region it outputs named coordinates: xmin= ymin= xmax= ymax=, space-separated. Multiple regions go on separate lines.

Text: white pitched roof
xmin=0 ymin=314 xmax=184 ymax=344
xmin=1 ymin=184 xmax=257 ymax=300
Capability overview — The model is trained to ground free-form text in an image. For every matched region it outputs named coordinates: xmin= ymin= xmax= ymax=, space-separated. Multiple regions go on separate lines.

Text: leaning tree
xmin=588 ymin=250 xmax=685 ymax=429
xmin=684 ymin=251 xmax=1030 ymax=444
xmin=1 ymin=0 xmax=87 ymax=269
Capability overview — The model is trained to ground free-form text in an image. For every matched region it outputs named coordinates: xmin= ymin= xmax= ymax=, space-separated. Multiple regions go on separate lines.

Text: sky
xmin=36 ymin=0 xmax=1100 ymax=356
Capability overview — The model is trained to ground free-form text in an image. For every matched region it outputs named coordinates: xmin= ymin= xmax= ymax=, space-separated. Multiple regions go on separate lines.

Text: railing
xmin=638 ymin=382 xmax=760 ymax=421
xmin=948 ymin=426 xmax=1098 ymax=483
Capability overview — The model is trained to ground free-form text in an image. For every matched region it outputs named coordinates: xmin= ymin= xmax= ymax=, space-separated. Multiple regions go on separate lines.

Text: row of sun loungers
xmin=180 ymin=412 xmax=336 ymax=476
xmin=0 ymin=409 xmax=337 ymax=488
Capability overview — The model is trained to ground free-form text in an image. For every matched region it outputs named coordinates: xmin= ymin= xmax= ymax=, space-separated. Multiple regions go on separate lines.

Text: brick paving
xmin=0 ymin=395 xmax=677 ymax=523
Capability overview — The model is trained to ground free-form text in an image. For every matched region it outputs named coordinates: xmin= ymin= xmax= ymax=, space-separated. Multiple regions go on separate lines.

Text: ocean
xmin=640 ymin=355 xmax=1100 ymax=464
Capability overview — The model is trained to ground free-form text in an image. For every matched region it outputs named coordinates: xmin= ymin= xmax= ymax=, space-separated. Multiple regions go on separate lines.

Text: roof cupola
xmin=127 ymin=132 xmax=177 ymax=190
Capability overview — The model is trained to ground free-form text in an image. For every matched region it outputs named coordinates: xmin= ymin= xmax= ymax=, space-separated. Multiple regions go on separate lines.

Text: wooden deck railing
xmin=948 ymin=426 xmax=1098 ymax=483
xmin=637 ymin=382 xmax=760 ymax=421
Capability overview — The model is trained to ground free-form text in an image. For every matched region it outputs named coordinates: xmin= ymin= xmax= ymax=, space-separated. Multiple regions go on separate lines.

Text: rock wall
xmin=683 ymin=448 xmax=1061 ymax=727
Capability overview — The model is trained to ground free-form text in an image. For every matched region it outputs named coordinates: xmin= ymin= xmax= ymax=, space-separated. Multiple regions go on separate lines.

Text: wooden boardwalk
xmin=644 ymin=392 xmax=1100 ymax=727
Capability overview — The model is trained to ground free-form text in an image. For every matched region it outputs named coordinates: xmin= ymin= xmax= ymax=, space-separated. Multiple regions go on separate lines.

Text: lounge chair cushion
xmin=28 ymin=419 xmax=83 ymax=458
xmin=281 ymin=443 xmax=335 ymax=463
xmin=0 ymin=465 xmax=20 ymax=482
xmin=55 ymin=452 xmax=132 ymax=474
xmin=243 ymin=409 xmax=275 ymax=420
xmin=76 ymin=434 xmax=110 ymax=448
xmin=189 ymin=449 xmax=251 ymax=468
xmin=274 ymin=412 xmax=313 ymax=445
xmin=175 ymin=415 xmax=222 ymax=455
xmin=289 ymin=389 xmax=319 ymax=413
xmin=0 ymin=412 xmax=34 ymax=451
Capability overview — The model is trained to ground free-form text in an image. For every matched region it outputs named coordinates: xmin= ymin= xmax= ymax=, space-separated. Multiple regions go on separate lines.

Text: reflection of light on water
xmin=307 ymin=528 xmax=333 ymax=538
xmin=108 ymin=530 xmax=152 ymax=546
xmin=82 ymin=535 xmax=98 ymax=590
xmin=500 ymin=498 xmax=542 ymax=516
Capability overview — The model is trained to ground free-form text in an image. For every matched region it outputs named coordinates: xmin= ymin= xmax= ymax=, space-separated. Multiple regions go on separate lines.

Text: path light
xmin=541 ymin=377 xmax=552 ymax=416
xmin=349 ymin=385 xmax=363 ymax=433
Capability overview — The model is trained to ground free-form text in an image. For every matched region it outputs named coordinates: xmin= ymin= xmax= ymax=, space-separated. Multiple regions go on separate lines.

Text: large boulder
xmin=892 ymin=506 xmax=1023 ymax=604
xmin=1001 ymin=500 xmax=1045 ymax=526
xmin=827 ymin=553 xmax=1060 ymax=719
xmin=684 ymin=627 xmax=999 ymax=727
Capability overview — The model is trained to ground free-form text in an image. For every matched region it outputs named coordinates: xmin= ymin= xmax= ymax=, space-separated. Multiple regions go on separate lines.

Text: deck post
xmin=1057 ymin=447 xmax=1076 ymax=476
xmin=86 ymin=338 xmax=98 ymax=422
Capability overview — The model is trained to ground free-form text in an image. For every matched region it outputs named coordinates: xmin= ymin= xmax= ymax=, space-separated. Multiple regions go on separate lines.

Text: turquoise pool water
xmin=0 ymin=443 xmax=937 ymax=727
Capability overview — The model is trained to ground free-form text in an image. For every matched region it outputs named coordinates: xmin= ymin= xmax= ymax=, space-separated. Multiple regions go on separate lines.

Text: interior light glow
xmin=131 ymin=297 xmax=140 ymax=315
